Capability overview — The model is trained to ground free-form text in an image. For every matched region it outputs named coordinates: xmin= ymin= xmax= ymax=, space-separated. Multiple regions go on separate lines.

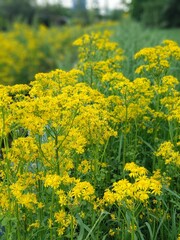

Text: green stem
xmin=50 ymin=191 xmax=55 ymax=240
xmin=38 ymin=180 xmax=43 ymax=240
xmin=122 ymin=104 xmax=128 ymax=175
xmin=131 ymin=212 xmax=135 ymax=240
xmin=70 ymin=214 xmax=74 ymax=240
xmin=168 ymin=120 xmax=174 ymax=143
xmin=117 ymin=132 xmax=123 ymax=165
xmin=84 ymin=212 xmax=107 ymax=240
xmin=55 ymin=134 xmax=60 ymax=175
xmin=100 ymin=138 xmax=109 ymax=163
xmin=134 ymin=119 xmax=138 ymax=161
xmin=90 ymin=65 xmax=93 ymax=87
xmin=16 ymin=204 xmax=21 ymax=240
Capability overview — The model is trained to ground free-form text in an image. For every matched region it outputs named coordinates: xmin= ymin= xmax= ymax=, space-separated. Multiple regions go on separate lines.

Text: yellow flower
xmin=124 ymin=162 xmax=148 ymax=178
xmin=134 ymin=40 xmax=180 ymax=76
xmin=56 ymin=189 xmax=67 ymax=206
xmin=69 ymin=181 xmax=95 ymax=202
xmin=44 ymin=174 xmax=61 ymax=189
xmin=48 ymin=218 xmax=53 ymax=228
xmin=103 ymin=163 xmax=162 ymax=207
xmin=109 ymin=228 xmax=115 ymax=236
xmin=155 ymin=141 xmax=180 ymax=167
xmin=27 ymin=220 xmax=40 ymax=231
xmin=54 ymin=210 xmax=74 ymax=236
xmin=77 ymin=160 xmax=91 ymax=174
xmin=103 ymin=189 xmax=116 ymax=205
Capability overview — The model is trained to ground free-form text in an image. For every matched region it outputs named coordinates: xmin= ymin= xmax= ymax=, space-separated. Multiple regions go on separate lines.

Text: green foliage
xmin=112 ymin=20 xmax=180 ymax=81
xmin=163 ymin=0 xmax=180 ymax=27
xmin=0 ymin=0 xmax=35 ymax=27
xmin=0 ymin=0 xmax=70 ymax=30
xmin=34 ymin=4 xmax=70 ymax=27
xmin=141 ymin=0 xmax=167 ymax=27
xmin=130 ymin=0 xmax=180 ymax=28
xmin=130 ymin=0 xmax=146 ymax=21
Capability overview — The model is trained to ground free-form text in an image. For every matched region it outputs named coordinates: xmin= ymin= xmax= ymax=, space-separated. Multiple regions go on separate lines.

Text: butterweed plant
xmin=0 ymin=26 xmax=180 ymax=240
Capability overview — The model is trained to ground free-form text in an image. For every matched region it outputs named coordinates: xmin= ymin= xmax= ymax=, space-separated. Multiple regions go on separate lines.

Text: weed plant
xmin=0 ymin=21 xmax=180 ymax=239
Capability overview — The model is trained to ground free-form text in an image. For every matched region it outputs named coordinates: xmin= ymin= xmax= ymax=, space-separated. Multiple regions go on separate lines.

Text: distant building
xmin=72 ymin=0 xmax=86 ymax=10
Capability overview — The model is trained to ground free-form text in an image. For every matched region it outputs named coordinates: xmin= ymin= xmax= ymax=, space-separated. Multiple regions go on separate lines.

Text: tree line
xmin=130 ymin=0 xmax=180 ymax=27
xmin=0 ymin=0 xmax=124 ymax=29
xmin=0 ymin=0 xmax=179 ymax=29
xmin=0 ymin=0 xmax=72 ymax=29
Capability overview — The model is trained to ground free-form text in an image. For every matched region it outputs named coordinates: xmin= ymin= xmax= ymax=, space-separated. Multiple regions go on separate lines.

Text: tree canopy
xmin=130 ymin=0 xmax=180 ymax=27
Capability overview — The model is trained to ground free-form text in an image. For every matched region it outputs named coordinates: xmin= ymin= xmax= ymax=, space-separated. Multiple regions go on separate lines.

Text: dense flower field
xmin=0 ymin=27 xmax=180 ymax=240
xmin=0 ymin=23 xmax=84 ymax=85
xmin=0 ymin=22 xmax=117 ymax=86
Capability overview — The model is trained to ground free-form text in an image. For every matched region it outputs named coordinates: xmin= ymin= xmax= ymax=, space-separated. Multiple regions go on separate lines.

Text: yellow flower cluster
xmin=73 ymin=31 xmax=125 ymax=87
xmin=77 ymin=160 xmax=91 ymax=174
xmin=156 ymin=141 xmax=180 ymax=166
xmin=0 ymin=26 xmax=179 ymax=239
xmin=135 ymin=40 xmax=180 ymax=76
xmin=44 ymin=174 xmax=62 ymax=189
xmin=54 ymin=210 xmax=75 ymax=236
xmin=69 ymin=180 xmax=95 ymax=202
xmin=0 ymin=23 xmax=83 ymax=85
xmin=4 ymin=137 xmax=38 ymax=171
xmin=10 ymin=176 xmax=39 ymax=210
xmin=103 ymin=162 xmax=162 ymax=206
xmin=105 ymin=76 xmax=153 ymax=124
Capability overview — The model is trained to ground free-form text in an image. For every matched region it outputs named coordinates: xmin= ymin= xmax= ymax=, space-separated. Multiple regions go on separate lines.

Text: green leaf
xmin=145 ymin=222 xmax=154 ymax=240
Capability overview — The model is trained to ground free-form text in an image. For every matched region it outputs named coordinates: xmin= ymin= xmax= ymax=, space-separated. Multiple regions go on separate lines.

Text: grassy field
xmin=0 ymin=20 xmax=180 ymax=239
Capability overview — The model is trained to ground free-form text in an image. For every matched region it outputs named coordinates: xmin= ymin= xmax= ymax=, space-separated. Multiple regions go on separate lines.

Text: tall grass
xmin=111 ymin=19 xmax=180 ymax=80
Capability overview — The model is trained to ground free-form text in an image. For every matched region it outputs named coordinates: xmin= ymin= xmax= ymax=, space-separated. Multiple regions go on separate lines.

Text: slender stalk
xmin=168 ymin=120 xmax=174 ymax=143
xmin=131 ymin=212 xmax=135 ymax=240
xmin=70 ymin=214 xmax=74 ymax=240
xmin=50 ymin=191 xmax=55 ymax=240
xmin=84 ymin=212 xmax=107 ymax=240
xmin=117 ymin=132 xmax=123 ymax=165
xmin=55 ymin=133 xmax=60 ymax=175
xmin=16 ymin=203 xmax=21 ymax=240
xmin=122 ymin=102 xmax=128 ymax=176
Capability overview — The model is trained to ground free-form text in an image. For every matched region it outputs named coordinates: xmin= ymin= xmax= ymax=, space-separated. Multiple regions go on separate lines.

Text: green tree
xmin=130 ymin=0 xmax=180 ymax=28
xmin=35 ymin=3 xmax=69 ymax=27
xmin=141 ymin=0 xmax=167 ymax=27
xmin=130 ymin=0 xmax=146 ymax=21
xmin=163 ymin=0 xmax=180 ymax=27
xmin=0 ymin=0 xmax=36 ymax=28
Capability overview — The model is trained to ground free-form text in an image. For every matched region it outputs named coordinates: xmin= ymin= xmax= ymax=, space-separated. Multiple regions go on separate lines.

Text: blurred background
xmin=0 ymin=0 xmax=179 ymax=28
xmin=0 ymin=0 xmax=179 ymax=85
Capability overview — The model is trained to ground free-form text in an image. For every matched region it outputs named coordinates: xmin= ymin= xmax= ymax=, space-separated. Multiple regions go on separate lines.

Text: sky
xmin=37 ymin=0 xmax=125 ymax=11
